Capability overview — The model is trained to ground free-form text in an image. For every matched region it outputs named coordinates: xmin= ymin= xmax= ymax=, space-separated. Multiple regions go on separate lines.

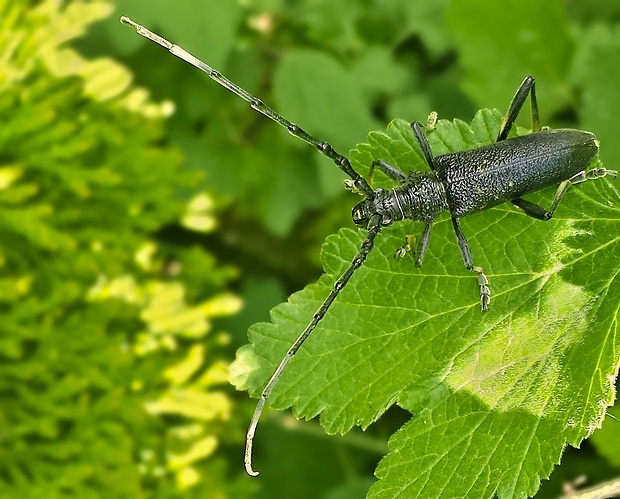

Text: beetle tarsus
xmin=474 ymin=267 xmax=491 ymax=311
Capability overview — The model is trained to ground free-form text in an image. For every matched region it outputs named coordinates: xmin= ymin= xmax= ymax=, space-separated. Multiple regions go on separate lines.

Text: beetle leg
xmin=395 ymin=222 xmax=432 ymax=267
xmin=413 ymin=222 xmax=433 ymax=267
xmin=451 ymin=217 xmax=491 ymax=311
xmin=378 ymin=114 xmax=439 ymax=184
xmin=371 ymin=159 xmax=407 ymax=182
xmin=511 ymin=196 xmax=558 ymax=221
xmin=512 ymin=179 xmax=572 ymax=221
xmin=569 ymin=167 xmax=617 ymax=184
xmin=394 ymin=234 xmax=414 ymax=259
xmin=395 ymin=222 xmax=432 ymax=266
xmin=512 ymin=168 xmax=617 ymax=220
xmin=497 ymin=76 xmax=541 ymax=142
xmin=411 ymin=121 xmax=438 ymax=171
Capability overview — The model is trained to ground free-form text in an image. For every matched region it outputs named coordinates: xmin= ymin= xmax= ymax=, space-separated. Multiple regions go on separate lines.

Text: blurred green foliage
xmin=1 ymin=0 xmax=618 ymax=498
xmin=0 ymin=1 xmax=248 ymax=497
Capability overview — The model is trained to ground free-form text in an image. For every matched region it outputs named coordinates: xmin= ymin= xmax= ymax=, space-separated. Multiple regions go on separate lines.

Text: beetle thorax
xmin=352 ymin=171 xmax=449 ymax=228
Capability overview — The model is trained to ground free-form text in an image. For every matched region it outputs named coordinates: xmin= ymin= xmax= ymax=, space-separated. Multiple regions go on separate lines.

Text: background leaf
xmin=448 ymin=0 xmax=575 ymax=117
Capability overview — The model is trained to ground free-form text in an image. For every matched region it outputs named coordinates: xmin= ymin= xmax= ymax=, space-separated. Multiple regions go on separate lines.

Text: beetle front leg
xmin=371 ymin=159 xmax=407 ymax=182
xmin=394 ymin=234 xmax=414 ymax=259
xmin=395 ymin=222 xmax=433 ymax=267
xmin=346 ymin=159 xmax=406 ymax=191
xmin=451 ymin=217 xmax=491 ymax=311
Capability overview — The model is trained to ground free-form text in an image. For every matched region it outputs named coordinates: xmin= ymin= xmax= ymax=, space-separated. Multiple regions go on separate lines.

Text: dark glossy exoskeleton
xmin=119 ymin=17 xmax=616 ymax=478
xmin=352 ymin=128 xmax=599 ymax=228
xmin=437 ymin=129 xmax=597 ymax=217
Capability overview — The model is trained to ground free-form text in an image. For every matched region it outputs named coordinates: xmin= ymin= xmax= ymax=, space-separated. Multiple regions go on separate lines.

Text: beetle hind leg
xmin=512 ymin=167 xmax=617 ymax=220
xmin=570 ymin=167 xmax=617 ymax=183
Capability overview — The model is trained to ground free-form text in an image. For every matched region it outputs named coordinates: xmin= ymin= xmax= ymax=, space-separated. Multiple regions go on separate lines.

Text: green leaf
xmin=447 ymin=0 xmax=575 ymax=116
xmin=231 ymin=114 xmax=620 ymax=497
xmin=0 ymin=2 xmax=247 ymax=496
xmin=273 ymin=49 xmax=382 ymax=198
xmin=571 ymin=24 xmax=620 ymax=167
xmin=402 ymin=0 xmax=451 ymax=57
xmin=589 ymin=405 xmax=620 ymax=468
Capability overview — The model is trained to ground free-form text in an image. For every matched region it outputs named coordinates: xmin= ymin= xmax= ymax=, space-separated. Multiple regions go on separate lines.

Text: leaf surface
xmin=230 ymin=112 xmax=620 ymax=498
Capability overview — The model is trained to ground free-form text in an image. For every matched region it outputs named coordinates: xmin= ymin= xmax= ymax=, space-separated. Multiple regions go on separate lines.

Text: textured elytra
xmin=435 ymin=129 xmax=598 ymax=216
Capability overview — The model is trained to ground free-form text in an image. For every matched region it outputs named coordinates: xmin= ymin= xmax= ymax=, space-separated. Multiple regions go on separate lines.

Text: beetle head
xmin=352 ymin=189 xmax=386 ymax=227
xmin=352 ymin=198 xmax=373 ymax=227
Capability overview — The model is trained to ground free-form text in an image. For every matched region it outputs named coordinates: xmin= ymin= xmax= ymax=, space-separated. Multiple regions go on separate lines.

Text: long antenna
xmin=244 ymin=214 xmax=382 ymax=476
xmin=120 ymin=16 xmax=382 ymax=476
xmin=119 ymin=17 xmax=373 ymax=198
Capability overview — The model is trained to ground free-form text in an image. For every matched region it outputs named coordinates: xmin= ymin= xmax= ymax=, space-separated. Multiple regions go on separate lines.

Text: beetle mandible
xmin=120 ymin=17 xmax=617 ymax=477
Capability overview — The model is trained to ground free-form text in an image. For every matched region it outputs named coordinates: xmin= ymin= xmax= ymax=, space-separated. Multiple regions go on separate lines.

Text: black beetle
xmin=350 ymin=77 xmax=609 ymax=311
xmin=119 ymin=17 xmax=616 ymax=477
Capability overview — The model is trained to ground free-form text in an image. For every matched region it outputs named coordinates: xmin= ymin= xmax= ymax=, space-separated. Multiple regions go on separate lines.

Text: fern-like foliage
xmin=0 ymin=2 xmax=246 ymax=496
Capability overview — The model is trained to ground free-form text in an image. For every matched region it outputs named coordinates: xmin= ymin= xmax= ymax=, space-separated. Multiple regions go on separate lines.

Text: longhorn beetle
xmin=121 ymin=17 xmax=617 ymax=477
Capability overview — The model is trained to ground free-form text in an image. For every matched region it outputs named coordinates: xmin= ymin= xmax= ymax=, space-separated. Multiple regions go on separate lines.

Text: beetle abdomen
xmin=435 ymin=129 xmax=599 ymax=217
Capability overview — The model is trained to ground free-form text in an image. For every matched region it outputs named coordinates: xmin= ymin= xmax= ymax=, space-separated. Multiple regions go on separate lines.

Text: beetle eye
xmin=351 ymin=202 xmax=369 ymax=226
